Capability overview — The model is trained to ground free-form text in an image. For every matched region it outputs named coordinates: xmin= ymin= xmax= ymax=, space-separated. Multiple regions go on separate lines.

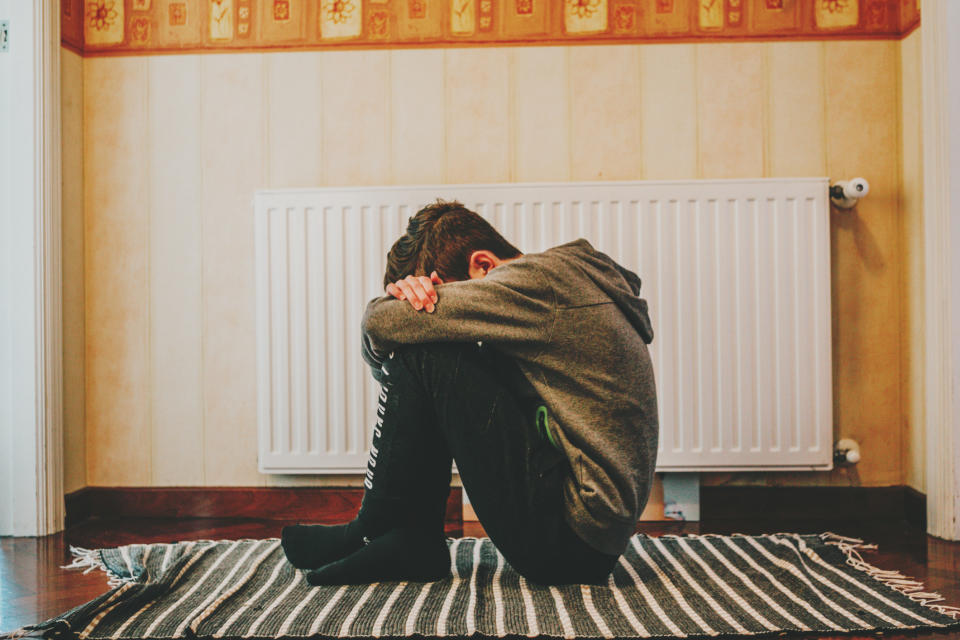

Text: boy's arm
xmin=360 ymin=259 xmax=557 ymax=376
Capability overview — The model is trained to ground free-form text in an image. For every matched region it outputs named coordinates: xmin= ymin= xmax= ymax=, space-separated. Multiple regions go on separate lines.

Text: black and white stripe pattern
xmin=4 ymin=533 xmax=959 ymax=639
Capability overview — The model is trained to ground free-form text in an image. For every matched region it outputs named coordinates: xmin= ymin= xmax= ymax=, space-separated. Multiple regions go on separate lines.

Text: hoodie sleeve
xmin=360 ymin=259 xmax=557 ymax=379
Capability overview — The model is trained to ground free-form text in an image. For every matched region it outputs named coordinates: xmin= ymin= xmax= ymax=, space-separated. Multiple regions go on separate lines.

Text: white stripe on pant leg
xmin=365 ymin=384 xmax=390 ymax=491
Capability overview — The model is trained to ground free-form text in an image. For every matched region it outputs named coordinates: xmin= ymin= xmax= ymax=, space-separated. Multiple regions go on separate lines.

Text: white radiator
xmin=255 ymin=179 xmax=833 ymax=474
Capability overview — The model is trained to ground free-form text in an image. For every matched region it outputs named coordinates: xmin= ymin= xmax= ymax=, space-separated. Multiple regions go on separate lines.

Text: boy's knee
xmin=382 ymin=342 xmax=479 ymax=380
xmin=389 ymin=342 xmax=478 ymax=368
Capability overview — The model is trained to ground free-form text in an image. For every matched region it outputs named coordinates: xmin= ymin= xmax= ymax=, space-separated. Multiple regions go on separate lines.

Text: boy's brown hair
xmin=383 ymin=199 xmax=522 ymax=288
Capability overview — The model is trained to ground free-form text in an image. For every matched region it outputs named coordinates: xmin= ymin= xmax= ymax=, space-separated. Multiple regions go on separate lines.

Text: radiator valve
xmin=829 ymin=178 xmax=870 ymax=209
xmin=834 ymin=438 xmax=861 ymax=466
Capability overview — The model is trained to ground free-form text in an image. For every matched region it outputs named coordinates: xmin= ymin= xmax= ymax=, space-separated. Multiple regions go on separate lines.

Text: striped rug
xmin=3 ymin=533 xmax=958 ymax=639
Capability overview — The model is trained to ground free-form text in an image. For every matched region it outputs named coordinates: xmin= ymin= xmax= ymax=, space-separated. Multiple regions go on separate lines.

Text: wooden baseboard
xmin=904 ymin=486 xmax=927 ymax=531
xmin=65 ymin=486 xmax=462 ymax=530
xmin=65 ymin=485 xmax=926 ymax=531
xmin=701 ymin=485 xmax=926 ymax=526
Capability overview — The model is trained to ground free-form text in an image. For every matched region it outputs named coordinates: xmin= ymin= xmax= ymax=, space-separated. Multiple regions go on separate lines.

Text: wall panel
xmin=697 ymin=43 xmax=765 ymax=179
xmin=61 ymin=48 xmax=85 ymax=494
xmin=569 ymin=45 xmax=642 ymax=181
xmin=200 ymin=54 xmax=266 ymax=485
xmin=149 ymin=55 xmax=205 ymax=486
xmin=640 ymin=44 xmax=697 ymax=180
xmin=75 ymin=41 xmax=914 ymax=489
xmin=83 ymin=57 xmax=151 ymax=485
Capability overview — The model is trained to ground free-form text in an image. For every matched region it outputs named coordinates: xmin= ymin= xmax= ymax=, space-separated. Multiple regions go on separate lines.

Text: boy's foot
xmin=304 ymin=527 xmax=450 ymax=585
xmin=281 ymin=520 xmax=366 ymax=570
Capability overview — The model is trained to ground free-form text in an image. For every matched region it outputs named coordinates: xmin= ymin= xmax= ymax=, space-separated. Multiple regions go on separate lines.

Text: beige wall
xmin=62 ymin=48 xmax=86 ymax=494
xmin=68 ymin=39 xmax=915 ymax=489
xmin=900 ymin=28 xmax=925 ymax=492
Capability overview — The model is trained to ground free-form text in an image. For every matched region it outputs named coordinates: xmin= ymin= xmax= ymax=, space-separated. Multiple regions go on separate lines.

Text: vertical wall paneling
xmin=825 ymin=40 xmax=901 ymax=486
xmin=61 ymin=48 xmax=85 ymax=493
xmin=391 ymin=50 xmax=445 ymax=186
xmin=266 ymin=53 xmax=323 ymax=188
xmin=149 ymin=55 xmax=205 ymax=485
xmin=77 ymin=42 xmax=912 ymax=488
xmin=512 ymin=47 xmax=570 ymax=182
xmin=900 ymin=30 xmax=925 ymax=491
xmin=445 ymin=48 xmax=511 ymax=184
xmin=84 ymin=58 xmax=152 ymax=485
xmin=640 ymin=44 xmax=698 ymax=180
xmin=321 ymin=51 xmax=390 ymax=187
xmin=768 ymin=42 xmax=826 ymax=176
xmin=569 ymin=46 xmax=642 ymax=181
xmin=200 ymin=54 xmax=265 ymax=485
xmin=255 ymin=180 xmax=833 ymax=473
xmin=697 ymin=43 xmax=765 ymax=179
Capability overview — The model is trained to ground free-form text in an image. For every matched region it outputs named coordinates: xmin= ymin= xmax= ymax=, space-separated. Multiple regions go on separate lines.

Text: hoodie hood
xmin=550 ymin=239 xmax=655 ymax=344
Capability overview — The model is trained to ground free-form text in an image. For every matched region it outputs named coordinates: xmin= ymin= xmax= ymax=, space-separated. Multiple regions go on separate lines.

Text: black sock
xmin=304 ymin=527 xmax=450 ymax=585
xmin=281 ymin=520 xmax=366 ymax=570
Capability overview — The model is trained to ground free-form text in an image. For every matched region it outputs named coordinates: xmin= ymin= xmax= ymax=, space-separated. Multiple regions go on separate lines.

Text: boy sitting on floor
xmin=281 ymin=200 xmax=658 ymax=586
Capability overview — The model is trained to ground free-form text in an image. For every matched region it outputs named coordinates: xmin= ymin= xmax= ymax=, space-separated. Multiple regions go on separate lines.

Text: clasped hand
xmin=386 ymin=271 xmax=443 ymax=312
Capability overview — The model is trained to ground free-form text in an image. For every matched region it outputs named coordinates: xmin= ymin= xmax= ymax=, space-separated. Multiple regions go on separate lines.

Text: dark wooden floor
xmin=2 ymin=517 xmax=958 ymax=638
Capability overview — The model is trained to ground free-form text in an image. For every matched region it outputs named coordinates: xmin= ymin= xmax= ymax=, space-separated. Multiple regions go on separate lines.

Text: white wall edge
xmin=922 ymin=0 xmax=960 ymax=541
xmin=0 ymin=0 xmax=64 ymax=537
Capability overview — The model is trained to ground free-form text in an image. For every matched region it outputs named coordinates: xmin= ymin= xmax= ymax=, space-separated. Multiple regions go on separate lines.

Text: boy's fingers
xmin=430 ymin=270 xmax=444 ymax=285
xmin=395 ymin=280 xmax=419 ymax=309
xmin=418 ymin=275 xmax=439 ymax=303
xmin=419 ymin=276 xmax=439 ymax=307
xmin=385 ymin=283 xmax=405 ymax=300
xmin=402 ymin=276 xmax=431 ymax=311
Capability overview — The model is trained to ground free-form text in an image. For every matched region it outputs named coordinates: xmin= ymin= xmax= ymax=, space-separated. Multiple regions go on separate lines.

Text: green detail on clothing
xmin=536 ymin=405 xmax=561 ymax=450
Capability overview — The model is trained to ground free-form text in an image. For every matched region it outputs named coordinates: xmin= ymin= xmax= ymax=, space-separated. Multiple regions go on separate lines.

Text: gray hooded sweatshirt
xmin=360 ymin=238 xmax=658 ymax=556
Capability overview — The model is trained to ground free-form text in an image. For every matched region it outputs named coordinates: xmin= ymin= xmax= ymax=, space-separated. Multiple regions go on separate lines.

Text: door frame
xmin=0 ymin=0 xmax=64 ymax=537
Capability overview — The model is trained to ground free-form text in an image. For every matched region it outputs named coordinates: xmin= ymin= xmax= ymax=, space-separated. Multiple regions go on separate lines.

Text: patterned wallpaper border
xmin=62 ymin=0 xmax=921 ymax=57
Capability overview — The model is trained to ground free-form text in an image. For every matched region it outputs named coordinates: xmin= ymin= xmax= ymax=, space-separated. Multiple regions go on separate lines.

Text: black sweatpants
xmin=357 ymin=341 xmax=620 ymax=585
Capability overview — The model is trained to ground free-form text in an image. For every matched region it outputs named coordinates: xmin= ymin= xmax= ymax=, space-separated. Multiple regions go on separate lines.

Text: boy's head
xmin=383 ymin=199 xmax=522 ymax=288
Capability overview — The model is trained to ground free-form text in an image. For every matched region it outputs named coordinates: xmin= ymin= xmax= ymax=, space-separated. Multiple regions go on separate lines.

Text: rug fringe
xmin=821 ymin=531 xmax=960 ymax=620
xmin=60 ymin=545 xmax=132 ymax=588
